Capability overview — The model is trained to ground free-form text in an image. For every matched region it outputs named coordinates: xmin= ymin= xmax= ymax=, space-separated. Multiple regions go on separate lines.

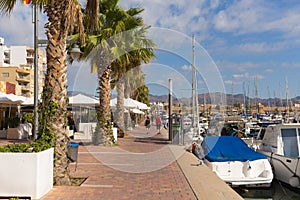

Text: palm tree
xmin=122 ymin=28 xmax=155 ymax=128
xmin=77 ymin=0 xmax=150 ymax=145
xmin=0 ymin=0 xmax=99 ymax=185
xmin=111 ymin=9 xmax=148 ymax=133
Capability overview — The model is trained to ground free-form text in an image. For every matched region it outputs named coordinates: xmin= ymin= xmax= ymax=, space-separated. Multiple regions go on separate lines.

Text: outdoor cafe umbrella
xmin=0 ymin=93 xmax=25 ymax=118
xmin=110 ymin=98 xmax=139 ymax=109
xmin=68 ymin=93 xmax=99 ymax=123
xmin=130 ymin=108 xmax=145 ymax=115
xmin=0 ymin=93 xmax=25 ymax=104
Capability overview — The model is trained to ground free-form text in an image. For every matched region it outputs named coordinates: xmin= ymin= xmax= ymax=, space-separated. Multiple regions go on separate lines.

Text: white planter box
xmin=0 ymin=148 xmax=54 ymax=199
xmin=113 ymin=127 xmax=118 ymax=142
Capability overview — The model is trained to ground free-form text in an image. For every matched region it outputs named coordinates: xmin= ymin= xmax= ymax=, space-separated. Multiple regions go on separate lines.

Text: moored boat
xmin=254 ymin=123 xmax=300 ymax=191
xmin=198 ymin=136 xmax=273 ymax=187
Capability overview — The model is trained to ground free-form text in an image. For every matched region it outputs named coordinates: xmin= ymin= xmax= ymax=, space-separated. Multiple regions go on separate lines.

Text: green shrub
xmin=0 ymin=140 xmax=52 ymax=153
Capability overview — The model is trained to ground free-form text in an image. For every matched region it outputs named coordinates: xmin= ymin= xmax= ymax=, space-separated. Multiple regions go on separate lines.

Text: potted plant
xmin=0 ymin=141 xmax=54 ymax=199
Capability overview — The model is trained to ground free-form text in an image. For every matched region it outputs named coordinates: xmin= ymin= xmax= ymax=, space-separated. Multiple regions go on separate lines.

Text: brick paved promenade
xmin=1 ymin=125 xmax=242 ymax=200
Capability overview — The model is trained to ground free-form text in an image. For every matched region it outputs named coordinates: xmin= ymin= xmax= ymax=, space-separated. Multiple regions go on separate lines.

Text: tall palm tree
xmin=78 ymin=0 xmax=148 ymax=145
xmin=0 ymin=0 xmax=99 ymax=185
xmin=122 ymin=28 xmax=155 ymax=128
xmin=111 ymin=8 xmax=146 ymax=132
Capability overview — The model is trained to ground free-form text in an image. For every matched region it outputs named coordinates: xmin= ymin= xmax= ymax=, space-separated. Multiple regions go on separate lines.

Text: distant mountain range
xmin=149 ymin=93 xmax=300 ymax=107
xmin=68 ymin=91 xmax=300 ymax=107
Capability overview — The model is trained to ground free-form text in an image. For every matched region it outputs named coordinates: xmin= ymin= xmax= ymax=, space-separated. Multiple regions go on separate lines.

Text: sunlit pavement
xmin=28 ymin=124 xmax=240 ymax=200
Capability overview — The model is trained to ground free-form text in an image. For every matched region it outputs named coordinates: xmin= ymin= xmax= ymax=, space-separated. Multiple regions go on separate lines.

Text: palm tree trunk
xmin=115 ymin=79 xmax=125 ymax=132
xmin=124 ymin=73 xmax=132 ymax=130
xmin=40 ymin=1 xmax=71 ymax=186
xmin=95 ymin=46 xmax=114 ymax=146
xmin=97 ymin=67 xmax=113 ymax=145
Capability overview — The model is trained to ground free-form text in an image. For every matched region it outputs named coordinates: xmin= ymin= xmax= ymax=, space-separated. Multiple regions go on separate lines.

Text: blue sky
xmin=1 ymin=0 xmax=300 ymax=100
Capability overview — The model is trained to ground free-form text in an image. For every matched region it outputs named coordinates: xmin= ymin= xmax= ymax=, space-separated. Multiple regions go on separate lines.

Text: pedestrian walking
xmin=151 ymin=114 xmax=154 ymax=125
xmin=156 ymin=116 xmax=161 ymax=134
xmin=145 ymin=116 xmax=151 ymax=133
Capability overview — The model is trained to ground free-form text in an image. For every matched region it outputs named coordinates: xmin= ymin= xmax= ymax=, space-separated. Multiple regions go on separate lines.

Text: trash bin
xmin=67 ymin=142 xmax=79 ymax=163
xmin=172 ymin=113 xmax=181 ymax=144
xmin=172 ymin=124 xmax=180 ymax=144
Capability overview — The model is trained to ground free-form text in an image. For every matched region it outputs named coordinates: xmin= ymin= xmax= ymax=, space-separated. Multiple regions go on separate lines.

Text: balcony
xmin=4 ymin=51 xmax=9 ymax=57
xmin=20 ymin=85 xmax=31 ymax=92
xmin=26 ymin=57 xmax=34 ymax=63
xmin=16 ymin=68 xmax=31 ymax=74
xmin=19 ymin=64 xmax=32 ymax=69
xmin=16 ymin=76 xmax=30 ymax=83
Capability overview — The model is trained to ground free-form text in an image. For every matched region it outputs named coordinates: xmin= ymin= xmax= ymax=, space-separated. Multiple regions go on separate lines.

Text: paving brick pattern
xmin=41 ymin=126 xmax=197 ymax=200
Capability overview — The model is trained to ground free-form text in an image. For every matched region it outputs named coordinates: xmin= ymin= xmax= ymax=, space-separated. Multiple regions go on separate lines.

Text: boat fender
xmin=289 ymin=175 xmax=300 ymax=187
xmin=199 ymin=128 xmax=204 ymax=134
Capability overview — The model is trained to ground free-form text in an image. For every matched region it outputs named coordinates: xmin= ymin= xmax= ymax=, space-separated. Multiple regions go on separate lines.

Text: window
xmin=2 ymin=72 xmax=9 ymax=77
xmin=281 ymin=128 xmax=299 ymax=158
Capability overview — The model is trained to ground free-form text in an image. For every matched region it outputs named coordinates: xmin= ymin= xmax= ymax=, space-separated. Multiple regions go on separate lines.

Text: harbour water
xmin=233 ymin=179 xmax=300 ymax=199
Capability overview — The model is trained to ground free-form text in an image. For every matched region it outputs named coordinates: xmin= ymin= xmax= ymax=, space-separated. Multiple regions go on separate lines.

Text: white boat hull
xmin=251 ymin=123 xmax=300 ymax=190
xmin=205 ymin=159 xmax=273 ymax=187
xmin=258 ymin=151 xmax=300 ymax=189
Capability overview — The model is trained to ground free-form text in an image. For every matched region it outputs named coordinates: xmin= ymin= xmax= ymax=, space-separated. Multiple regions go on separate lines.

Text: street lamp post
xmin=33 ymin=4 xmax=38 ymax=140
xmin=168 ymin=79 xmax=172 ymax=141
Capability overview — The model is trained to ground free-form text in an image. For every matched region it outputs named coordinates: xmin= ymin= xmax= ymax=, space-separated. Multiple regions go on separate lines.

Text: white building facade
xmin=0 ymin=37 xmax=46 ymax=97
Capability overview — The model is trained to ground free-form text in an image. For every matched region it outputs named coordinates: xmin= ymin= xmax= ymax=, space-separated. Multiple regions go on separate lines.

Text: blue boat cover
xmin=202 ymin=136 xmax=267 ymax=162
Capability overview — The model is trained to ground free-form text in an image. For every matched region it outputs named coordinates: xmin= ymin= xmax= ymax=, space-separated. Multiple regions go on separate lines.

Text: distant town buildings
xmin=0 ymin=36 xmax=46 ymax=97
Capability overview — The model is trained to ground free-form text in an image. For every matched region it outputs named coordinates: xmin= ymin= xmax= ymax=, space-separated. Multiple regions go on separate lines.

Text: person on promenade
xmin=145 ymin=116 xmax=151 ymax=133
xmin=151 ymin=114 xmax=154 ymax=125
xmin=156 ymin=116 xmax=161 ymax=134
xmin=67 ymin=111 xmax=77 ymax=132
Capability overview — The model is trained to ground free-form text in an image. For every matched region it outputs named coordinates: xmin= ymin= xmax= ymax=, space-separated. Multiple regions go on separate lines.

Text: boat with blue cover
xmin=199 ymin=136 xmax=273 ymax=187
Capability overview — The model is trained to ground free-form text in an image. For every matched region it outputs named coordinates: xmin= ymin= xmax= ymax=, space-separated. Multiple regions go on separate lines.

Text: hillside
xmin=149 ymin=93 xmax=300 ymax=107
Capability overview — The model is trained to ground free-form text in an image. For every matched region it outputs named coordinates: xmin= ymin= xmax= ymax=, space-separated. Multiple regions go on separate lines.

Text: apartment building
xmin=0 ymin=37 xmax=46 ymax=97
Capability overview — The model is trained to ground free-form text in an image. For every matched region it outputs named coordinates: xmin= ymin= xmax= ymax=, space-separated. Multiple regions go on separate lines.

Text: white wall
xmin=10 ymin=46 xmax=27 ymax=66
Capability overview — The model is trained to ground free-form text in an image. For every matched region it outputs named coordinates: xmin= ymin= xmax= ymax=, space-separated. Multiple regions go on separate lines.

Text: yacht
xmin=254 ymin=123 xmax=300 ymax=190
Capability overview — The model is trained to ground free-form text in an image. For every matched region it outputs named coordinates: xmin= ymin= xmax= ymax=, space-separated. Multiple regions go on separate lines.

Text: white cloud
xmin=224 ymin=80 xmax=233 ymax=85
xmin=217 ymin=61 xmax=261 ymax=73
xmin=232 ymin=73 xmax=265 ymax=81
xmin=281 ymin=62 xmax=300 ymax=69
xmin=265 ymin=69 xmax=273 ymax=73
xmin=210 ymin=0 xmax=220 ymax=9
xmin=265 ymin=10 xmax=300 ymax=38
xmin=232 ymin=73 xmax=249 ymax=79
xmin=213 ymin=10 xmax=239 ymax=32
xmin=181 ymin=64 xmax=192 ymax=71
xmin=0 ymin=4 xmax=47 ymax=46
xmin=238 ymin=42 xmax=288 ymax=53
xmin=212 ymin=0 xmax=268 ymax=34
xmin=212 ymin=0 xmax=300 ymax=39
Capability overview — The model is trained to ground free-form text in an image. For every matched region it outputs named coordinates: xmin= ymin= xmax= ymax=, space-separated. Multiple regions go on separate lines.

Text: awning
xmin=131 ymin=108 xmax=145 ymax=114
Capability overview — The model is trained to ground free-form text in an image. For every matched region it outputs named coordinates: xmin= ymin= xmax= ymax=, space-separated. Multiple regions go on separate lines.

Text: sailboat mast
xmin=191 ymin=35 xmax=200 ymax=133
xmin=195 ymin=63 xmax=199 ymax=129
xmin=254 ymin=77 xmax=258 ymax=114
xmin=243 ymin=82 xmax=246 ymax=119
xmin=231 ymin=76 xmax=234 ymax=116
xmin=191 ymin=35 xmax=196 ymax=128
xmin=286 ymin=77 xmax=289 ymax=120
